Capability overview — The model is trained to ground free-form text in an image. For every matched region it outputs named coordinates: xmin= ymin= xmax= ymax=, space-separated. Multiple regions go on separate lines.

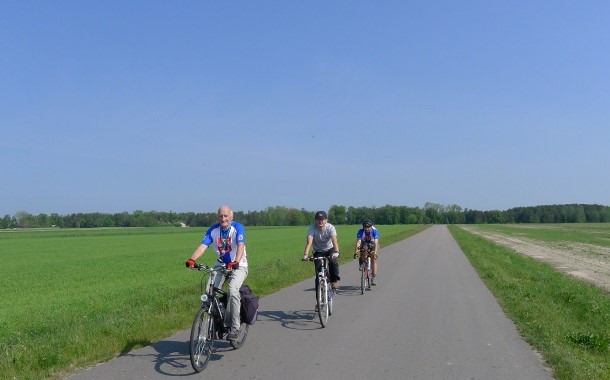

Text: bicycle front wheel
xmin=189 ymin=307 xmax=215 ymax=373
xmin=317 ymin=278 xmax=329 ymax=327
xmin=360 ymin=262 xmax=366 ymax=295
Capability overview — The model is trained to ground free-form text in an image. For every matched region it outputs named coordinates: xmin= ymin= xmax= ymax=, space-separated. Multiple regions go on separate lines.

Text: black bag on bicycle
xmin=239 ymin=285 xmax=259 ymax=325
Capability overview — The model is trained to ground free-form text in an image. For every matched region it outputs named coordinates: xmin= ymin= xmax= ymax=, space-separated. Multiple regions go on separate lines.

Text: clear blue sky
xmin=2 ymin=1 xmax=609 ymax=216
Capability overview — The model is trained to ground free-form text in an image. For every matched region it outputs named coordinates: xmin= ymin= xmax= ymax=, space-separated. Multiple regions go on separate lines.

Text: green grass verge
xmin=449 ymin=225 xmax=610 ymax=380
xmin=0 ymin=224 xmax=427 ymax=380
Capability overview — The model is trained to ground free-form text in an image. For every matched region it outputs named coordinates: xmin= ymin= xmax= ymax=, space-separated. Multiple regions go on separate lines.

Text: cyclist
xmin=302 ymin=211 xmax=341 ymax=294
xmin=186 ymin=205 xmax=248 ymax=341
xmin=354 ymin=219 xmax=380 ymax=285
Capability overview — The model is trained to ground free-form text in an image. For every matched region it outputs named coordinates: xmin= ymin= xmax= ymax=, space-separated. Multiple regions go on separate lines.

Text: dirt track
xmin=459 ymin=226 xmax=610 ymax=293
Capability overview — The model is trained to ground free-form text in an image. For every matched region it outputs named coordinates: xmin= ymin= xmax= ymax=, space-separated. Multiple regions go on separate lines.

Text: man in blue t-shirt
xmin=355 ymin=219 xmax=380 ymax=285
xmin=186 ymin=205 xmax=248 ymax=341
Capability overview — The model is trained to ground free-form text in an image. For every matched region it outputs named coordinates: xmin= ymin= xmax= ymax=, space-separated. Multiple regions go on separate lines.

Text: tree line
xmin=3 ymin=203 xmax=610 ymax=229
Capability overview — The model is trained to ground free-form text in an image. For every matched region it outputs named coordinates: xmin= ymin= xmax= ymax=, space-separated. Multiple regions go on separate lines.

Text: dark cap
xmin=314 ymin=211 xmax=328 ymax=220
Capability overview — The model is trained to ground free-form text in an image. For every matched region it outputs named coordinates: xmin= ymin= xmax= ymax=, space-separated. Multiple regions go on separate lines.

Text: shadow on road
xmin=120 ymin=337 xmax=236 ymax=377
xmin=257 ymin=309 xmax=326 ymax=330
xmin=302 ymin=284 xmax=371 ymax=297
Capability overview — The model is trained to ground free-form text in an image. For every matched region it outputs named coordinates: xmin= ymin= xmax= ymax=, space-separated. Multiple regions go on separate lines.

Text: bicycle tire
xmin=317 ymin=277 xmax=329 ymax=327
xmin=229 ymin=321 xmax=249 ymax=349
xmin=328 ymin=285 xmax=333 ymax=316
xmin=360 ymin=261 xmax=366 ymax=295
xmin=189 ymin=307 xmax=215 ymax=373
xmin=366 ymin=258 xmax=372 ymax=290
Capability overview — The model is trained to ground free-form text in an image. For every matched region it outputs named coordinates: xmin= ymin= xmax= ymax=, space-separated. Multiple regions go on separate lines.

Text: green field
xmin=0 ymin=224 xmax=426 ymax=380
xmin=450 ymin=225 xmax=610 ymax=380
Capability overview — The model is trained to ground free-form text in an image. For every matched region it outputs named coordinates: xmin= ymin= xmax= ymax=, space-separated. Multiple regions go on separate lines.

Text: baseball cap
xmin=314 ymin=211 xmax=327 ymax=220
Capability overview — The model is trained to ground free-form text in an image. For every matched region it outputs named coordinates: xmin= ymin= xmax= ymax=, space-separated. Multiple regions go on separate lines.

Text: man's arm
xmin=303 ymin=236 xmax=313 ymax=259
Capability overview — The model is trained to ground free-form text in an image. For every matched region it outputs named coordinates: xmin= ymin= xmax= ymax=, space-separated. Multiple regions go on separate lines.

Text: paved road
xmin=68 ymin=225 xmax=553 ymax=379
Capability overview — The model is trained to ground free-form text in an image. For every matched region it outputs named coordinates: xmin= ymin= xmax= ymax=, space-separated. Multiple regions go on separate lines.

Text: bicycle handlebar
xmin=302 ymin=256 xmax=328 ymax=262
xmin=188 ymin=263 xmax=233 ymax=274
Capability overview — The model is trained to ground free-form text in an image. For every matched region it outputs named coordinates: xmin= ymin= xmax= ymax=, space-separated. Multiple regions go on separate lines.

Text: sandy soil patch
xmin=459 ymin=226 xmax=610 ymax=293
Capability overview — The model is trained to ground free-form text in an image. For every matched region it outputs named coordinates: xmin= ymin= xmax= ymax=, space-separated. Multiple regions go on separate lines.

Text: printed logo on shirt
xmin=217 ymin=236 xmax=232 ymax=254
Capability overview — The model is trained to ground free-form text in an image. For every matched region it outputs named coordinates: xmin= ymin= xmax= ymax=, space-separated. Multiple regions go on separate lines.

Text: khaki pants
xmin=212 ymin=265 xmax=249 ymax=331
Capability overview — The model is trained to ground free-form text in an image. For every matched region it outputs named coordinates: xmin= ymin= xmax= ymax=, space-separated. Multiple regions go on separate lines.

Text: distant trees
xmin=2 ymin=204 xmax=610 ymax=229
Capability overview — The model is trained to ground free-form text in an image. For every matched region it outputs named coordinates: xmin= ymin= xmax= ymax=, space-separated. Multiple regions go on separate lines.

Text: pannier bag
xmin=239 ymin=284 xmax=259 ymax=325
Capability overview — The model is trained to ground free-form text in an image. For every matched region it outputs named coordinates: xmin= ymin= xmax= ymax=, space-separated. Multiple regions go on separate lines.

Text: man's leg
xmin=328 ymin=250 xmax=340 ymax=289
xmin=226 ymin=266 xmax=248 ymax=339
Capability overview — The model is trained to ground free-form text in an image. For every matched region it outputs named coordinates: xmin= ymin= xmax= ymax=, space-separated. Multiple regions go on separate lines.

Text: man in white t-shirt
xmin=302 ymin=210 xmax=340 ymax=290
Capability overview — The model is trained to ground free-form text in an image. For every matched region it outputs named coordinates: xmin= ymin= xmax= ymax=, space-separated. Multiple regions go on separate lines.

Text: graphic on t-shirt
xmin=217 ymin=236 xmax=232 ymax=254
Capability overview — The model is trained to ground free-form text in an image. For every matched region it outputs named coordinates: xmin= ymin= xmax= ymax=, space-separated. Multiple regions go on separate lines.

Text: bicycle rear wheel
xmin=328 ymin=286 xmax=333 ymax=316
xmin=317 ymin=278 xmax=329 ymax=327
xmin=229 ymin=321 xmax=249 ymax=349
xmin=190 ymin=307 xmax=215 ymax=373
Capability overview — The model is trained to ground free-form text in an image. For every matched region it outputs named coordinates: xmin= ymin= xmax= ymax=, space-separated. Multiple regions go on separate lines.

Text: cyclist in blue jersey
xmin=354 ymin=219 xmax=380 ymax=285
xmin=186 ymin=205 xmax=248 ymax=341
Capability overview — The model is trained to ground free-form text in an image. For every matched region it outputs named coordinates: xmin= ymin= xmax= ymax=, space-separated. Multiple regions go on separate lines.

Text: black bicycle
xmin=358 ymin=250 xmax=372 ymax=294
xmin=188 ymin=263 xmax=249 ymax=373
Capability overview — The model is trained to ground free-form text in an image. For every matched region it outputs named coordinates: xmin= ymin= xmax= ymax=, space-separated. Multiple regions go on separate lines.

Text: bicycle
xmin=188 ymin=263 xmax=249 ymax=373
xmin=305 ymin=255 xmax=334 ymax=327
xmin=358 ymin=251 xmax=373 ymax=294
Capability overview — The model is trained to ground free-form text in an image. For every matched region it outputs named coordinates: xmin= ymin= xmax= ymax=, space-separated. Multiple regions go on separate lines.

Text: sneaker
xmin=371 ymin=277 xmax=377 ymax=286
xmin=331 ymin=282 xmax=339 ymax=290
xmin=227 ymin=328 xmax=239 ymax=341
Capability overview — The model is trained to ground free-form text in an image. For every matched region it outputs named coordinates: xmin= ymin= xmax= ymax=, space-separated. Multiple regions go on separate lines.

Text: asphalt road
xmin=68 ymin=225 xmax=553 ymax=379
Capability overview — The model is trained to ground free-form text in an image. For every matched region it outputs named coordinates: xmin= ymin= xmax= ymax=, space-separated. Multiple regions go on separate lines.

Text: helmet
xmin=314 ymin=211 xmax=328 ymax=220
xmin=362 ymin=219 xmax=372 ymax=227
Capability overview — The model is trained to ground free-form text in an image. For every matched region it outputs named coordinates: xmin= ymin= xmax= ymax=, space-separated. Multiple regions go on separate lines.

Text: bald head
xmin=217 ymin=205 xmax=234 ymax=228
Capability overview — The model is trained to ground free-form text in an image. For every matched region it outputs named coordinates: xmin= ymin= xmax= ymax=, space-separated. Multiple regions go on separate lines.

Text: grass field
xmin=0 ymin=224 xmax=427 ymax=380
xmin=450 ymin=225 xmax=610 ymax=380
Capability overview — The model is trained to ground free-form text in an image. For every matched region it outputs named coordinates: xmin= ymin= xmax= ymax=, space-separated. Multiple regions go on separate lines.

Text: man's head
xmin=217 ymin=205 xmax=234 ymax=228
xmin=362 ymin=219 xmax=373 ymax=230
xmin=314 ymin=211 xmax=327 ymax=227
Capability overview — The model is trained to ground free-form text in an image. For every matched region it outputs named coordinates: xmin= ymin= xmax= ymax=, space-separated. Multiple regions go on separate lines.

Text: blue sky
xmin=2 ymin=1 xmax=609 ymax=216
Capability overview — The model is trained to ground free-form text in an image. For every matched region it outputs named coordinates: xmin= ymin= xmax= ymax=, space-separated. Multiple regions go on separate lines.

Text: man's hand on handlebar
xmin=302 ymin=254 xmax=310 ymax=261
xmin=186 ymin=258 xmax=197 ymax=268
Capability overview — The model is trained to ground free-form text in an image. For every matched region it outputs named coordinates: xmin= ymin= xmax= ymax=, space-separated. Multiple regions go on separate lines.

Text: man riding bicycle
xmin=186 ymin=205 xmax=248 ymax=341
xmin=354 ymin=219 xmax=379 ymax=285
xmin=302 ymin=211 xmax=341 ymax=293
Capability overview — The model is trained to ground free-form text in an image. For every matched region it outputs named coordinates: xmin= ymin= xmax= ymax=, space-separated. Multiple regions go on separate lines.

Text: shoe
xmin=227 ymin=328 xmax=239 ymax=341
xmin=331 ymin=282 xmax=339 ymax=290
xmin=371 ymin=277 xmax=377 ymax=286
